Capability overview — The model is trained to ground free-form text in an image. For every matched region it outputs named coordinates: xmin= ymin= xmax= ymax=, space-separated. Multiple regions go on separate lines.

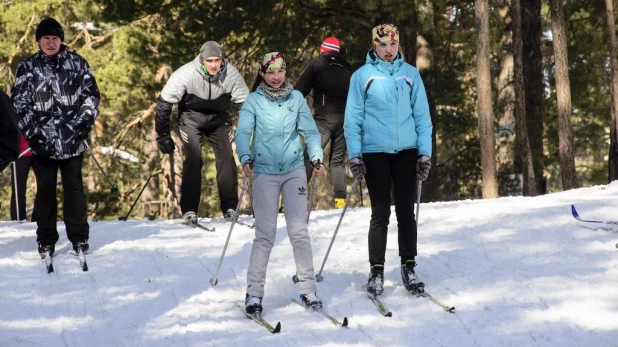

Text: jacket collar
xmin=192 ymin=55 xmax=227 ymax=82
xmin=366 ymin=48 xmax=403 ymax=74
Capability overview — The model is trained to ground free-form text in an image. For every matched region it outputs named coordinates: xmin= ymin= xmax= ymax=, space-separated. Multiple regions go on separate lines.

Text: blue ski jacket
xmin=235 ymin=87 xmax=322 ymax=175
xmin=344 ymin=50 xmax=432 ymax=159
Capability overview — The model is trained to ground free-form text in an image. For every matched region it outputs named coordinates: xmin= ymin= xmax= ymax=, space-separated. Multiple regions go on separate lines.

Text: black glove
xmin=349 ymin=157 xmax=366 ymax=181
xmin=416 ymin=155 xmax=431 ymax=181
xmin=156 ymin=134 xmax=175 ymax=154
xmin=27 ymin=133 xmax=46 ymax=152
xmin=74 ymin=125 xmax=90 ymax=142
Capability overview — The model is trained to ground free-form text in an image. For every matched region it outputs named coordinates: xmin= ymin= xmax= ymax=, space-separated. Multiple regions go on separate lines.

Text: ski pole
xmin=306 ymin=176 xmax=318 ymax=224
xmin=210 ymin=179 xmax=250 ymax=286
xmin=11 ymin=161 xmax=20 ymax=221
xmin=18 ymin=148 xmax=32 ymax=159
xmin=415 ymin=180 xmax=422 ymax=224
xmin=359 ymin=180 xmax=364 ymax=207
xmin=119 ymin=156 xmax=165 ymax=221
xmin=84 ymin=141 xmax=118 ymax=192
xmin=11 ymin=148 xmax=32 ymax=221
xmin=314 ymin=178 xmax=359 ymax=282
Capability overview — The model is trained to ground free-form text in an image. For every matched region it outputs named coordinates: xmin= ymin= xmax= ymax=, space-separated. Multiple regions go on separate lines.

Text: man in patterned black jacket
xmin=12 ymin=18 xmax=100 ymax=257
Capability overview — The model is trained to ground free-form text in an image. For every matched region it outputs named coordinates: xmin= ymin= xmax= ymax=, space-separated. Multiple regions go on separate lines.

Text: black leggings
xmin=31 ymin=154 xmax=89 ymax=246
xmin=178 ymin=117 xmax=238 ymax=215
xmin=363 ymin=149 xmax=418 ymax=265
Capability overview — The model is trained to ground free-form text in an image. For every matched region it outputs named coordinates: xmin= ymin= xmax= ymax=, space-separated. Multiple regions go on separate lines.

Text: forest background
xmin=1 ymin=0 xmax=617 ymax=221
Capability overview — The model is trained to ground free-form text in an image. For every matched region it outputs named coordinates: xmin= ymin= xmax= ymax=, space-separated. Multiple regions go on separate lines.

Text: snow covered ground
xmin=1 ymin=182 xmax=617 ymax=346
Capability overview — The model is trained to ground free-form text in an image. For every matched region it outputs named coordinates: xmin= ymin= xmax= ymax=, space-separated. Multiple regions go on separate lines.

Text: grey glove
xmin=416 ymin=155 xmax=431 ymax=181
xmin=349 ymin=157 xmax=366 ymax=181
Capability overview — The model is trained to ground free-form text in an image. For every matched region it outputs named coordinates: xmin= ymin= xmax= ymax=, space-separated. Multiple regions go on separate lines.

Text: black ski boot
xmin=366 ymin=265 xmax=384 ymax=296
xmin=72 ymin=241 xmax=89 ymax=254
xmin=300 ymin=292 xmax=323 ymax=311
xmin=401 ymin=260 xmax=425 ymax=294
xmin=245 ymin=294 xmax=263 ymax=314
xmin=38 ymin=243 xmax=55 ymax=259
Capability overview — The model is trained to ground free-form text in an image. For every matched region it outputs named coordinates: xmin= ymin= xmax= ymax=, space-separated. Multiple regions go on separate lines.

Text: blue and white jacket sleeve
xmin=343 ymin=72 xmax=365 ymax=159
xmin=235 ymin=94 xmax=256 ymax=166
xmin=410 ymin=70 xmax=432 ymax=157
xmin=295 ymin=92 xmax=322 ymax=162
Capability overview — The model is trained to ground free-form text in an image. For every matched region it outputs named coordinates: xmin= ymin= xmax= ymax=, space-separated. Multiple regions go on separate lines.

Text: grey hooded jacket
xmin=155 ymin=55 xmax=249 ymax=135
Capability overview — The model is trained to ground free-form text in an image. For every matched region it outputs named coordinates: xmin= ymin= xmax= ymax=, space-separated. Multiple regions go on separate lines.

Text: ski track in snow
xmin=1 ymin=184 xmax=618 ymax=346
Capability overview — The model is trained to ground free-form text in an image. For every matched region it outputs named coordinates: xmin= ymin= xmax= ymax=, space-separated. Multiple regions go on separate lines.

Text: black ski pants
xmin=31 ymin=154 xmax=89 ymax=246
xmin=10 ymin=156 xmax=34 ymax=221
xmin=363 ymin=149 xmax=418 ymax=266
xmin=304 ymin=113 xmax=347 ymax=199
xmin=179 ymin=116 xmax=238 ymax=216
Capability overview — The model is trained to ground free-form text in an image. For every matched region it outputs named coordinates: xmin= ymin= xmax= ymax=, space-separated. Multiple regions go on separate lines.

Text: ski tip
xmin=447 ymin=307 xmax=456 ymax=313
xmin=272 ymin=322 xmax=281 ymax=334
xmin=342 ymin=317 xmax=349 ymax=327
xmin=571 ymin=205 xmax=579 ymax=218
xmin=385 ymin=311 xmax=392 ymax=317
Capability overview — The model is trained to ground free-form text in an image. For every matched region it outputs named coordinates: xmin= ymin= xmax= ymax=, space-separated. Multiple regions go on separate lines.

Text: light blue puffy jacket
xmin=344 ymin=50 xmax=433 ymax=159
xmin=235 ymin=88 xmax=323 ymax=175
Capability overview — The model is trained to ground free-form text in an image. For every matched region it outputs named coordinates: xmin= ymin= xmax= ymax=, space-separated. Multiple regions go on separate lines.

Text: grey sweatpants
xmin=246 ymin=167 xmax=316 ymax=297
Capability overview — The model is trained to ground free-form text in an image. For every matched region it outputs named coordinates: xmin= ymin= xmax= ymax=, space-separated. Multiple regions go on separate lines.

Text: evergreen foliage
xmin=0 ymin=0 xmax=615 ymax=220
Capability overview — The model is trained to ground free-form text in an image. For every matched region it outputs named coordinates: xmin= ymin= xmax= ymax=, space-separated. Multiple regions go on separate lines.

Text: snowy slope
xmin=1 ymin=183 xmax=617 ymax=346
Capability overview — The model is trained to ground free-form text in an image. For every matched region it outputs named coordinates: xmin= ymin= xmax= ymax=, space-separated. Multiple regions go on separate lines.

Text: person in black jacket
xmin=12 ymin=18 xmax=100 ymax=257
xmin=0 ymin=89 xmax=19 ymax=173
xmin=295 ymin=37 xmax=354 ymax=208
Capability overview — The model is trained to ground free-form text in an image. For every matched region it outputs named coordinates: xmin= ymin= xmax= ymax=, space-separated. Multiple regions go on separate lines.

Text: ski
xmin=290 ymin=298 xmax=348 ymax=327
xmin=410 ymin=291 xmax=455 ymax=313
xmin=571 ymin=205 xmax=618 ymax=226
xmin=41 ymin=252 xmax=54 ymax=274
xmin=366 ymin=292 xmax=392 ymax=317
xmin=234 ymin=302 xmax=281 ymax=334
xmin=235 ymin=220 xmax=255 ymax=229
xmin=181 ymin=221 xmax=215 ymax=232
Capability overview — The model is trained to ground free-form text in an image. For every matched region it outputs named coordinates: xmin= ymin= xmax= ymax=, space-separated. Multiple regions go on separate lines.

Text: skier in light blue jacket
xmin=235 ymin=51 xmax=326 ymax=315
xmin=344 ymin=24 xmax=433 ymax=297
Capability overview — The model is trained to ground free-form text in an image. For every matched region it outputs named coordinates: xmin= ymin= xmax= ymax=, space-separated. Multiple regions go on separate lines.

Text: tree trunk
xmin=521 ymin=0 xmax=546 ymax=193
xmin=550 ymin=0 xmax=578 ymax=190
xmin=606 ymin=0 xmax=618 ymax=182
xmin=414 ymin=0 xmax=439 ymax=202
xmin=496 ymin=3 xmax=516 ymax=194
xmin=142 ymin=122 xmax=161 ymax=219
xmin=475 ymin=0 xmax=499 ymax=198
xmin=512 ymin=0 xmax=537 ymax=196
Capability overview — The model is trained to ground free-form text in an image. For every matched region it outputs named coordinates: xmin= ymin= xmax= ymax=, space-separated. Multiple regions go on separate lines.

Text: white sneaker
xmin=300 ymin=292 xmax=323 ymax=311
xmin=224 ymin=209 xmax=237 ymax=221
xmin=183 ymin=211 xmax=198 ymax=225
xmin=245 ymin=294 xmax=263 ymax=314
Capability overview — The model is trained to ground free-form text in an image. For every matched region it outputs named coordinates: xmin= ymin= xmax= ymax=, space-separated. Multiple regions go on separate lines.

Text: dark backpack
xmin=312 ymin=54 xmax=353 ymax=113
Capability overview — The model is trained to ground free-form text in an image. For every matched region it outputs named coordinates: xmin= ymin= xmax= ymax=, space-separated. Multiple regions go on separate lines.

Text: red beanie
xmin=320 ymin=37 xmax=340 ymax=54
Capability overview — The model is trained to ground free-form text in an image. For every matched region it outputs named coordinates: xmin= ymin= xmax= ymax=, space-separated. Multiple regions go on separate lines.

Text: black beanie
xmin=36 ymin=18 xmax=64 ymax=42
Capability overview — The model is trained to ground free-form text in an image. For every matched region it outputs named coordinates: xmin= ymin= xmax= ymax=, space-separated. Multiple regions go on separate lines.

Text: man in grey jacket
xmin=155 ymin=41 xmax=249 ymax=224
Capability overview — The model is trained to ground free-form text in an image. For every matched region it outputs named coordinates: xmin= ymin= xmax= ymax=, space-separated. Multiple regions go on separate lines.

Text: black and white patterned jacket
xmin=12 ymin=45 xmax=100 ymax=159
